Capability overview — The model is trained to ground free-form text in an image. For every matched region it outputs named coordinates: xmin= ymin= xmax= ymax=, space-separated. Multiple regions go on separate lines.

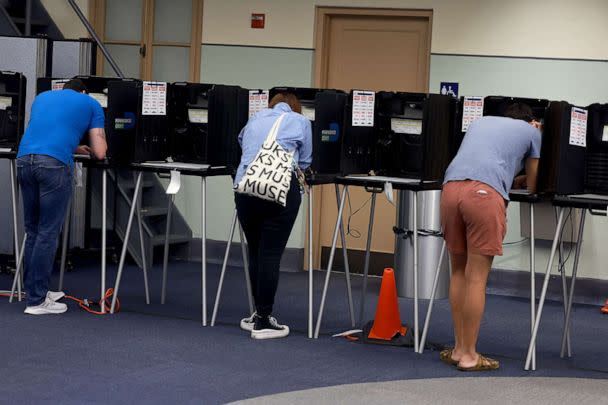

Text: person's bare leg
xmin=458 ymin=252 xmax=493 ymax=367
xmin=449 ymin=252 xmax=467 ymax=361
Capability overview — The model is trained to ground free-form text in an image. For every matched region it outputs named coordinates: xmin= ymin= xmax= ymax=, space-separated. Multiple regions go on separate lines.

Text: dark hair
xmin=63 ymin=79 xmax=88 ymax=93
xmin=504 ymin=102 xmax=535 ymax=122
xmin=269 ymin=92 xmax=302 ymax=114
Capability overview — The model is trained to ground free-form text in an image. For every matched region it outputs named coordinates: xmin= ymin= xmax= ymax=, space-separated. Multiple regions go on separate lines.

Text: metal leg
xmin=525 ymin=208 xmax=565 ymax=370
xmin=358 ymin=192 xmax=377 ymax=326
xmin=418 ymin=239 xmax=447 ymax=354
xmin=314 ymin=185 xmax=347 ymax=339
xmin=211 ymin=209 xmax=238 ymax=326
xmin=110 ymin=172 xmax=143 ymax=313
xmin=58 ymin=197 xmax=72 ymax=291
xmin=134 ymin=173 xmax=150 ymax=305
xmin=201 ymin=177 xmax=207 ymax=326
xmin=335 ymin=184 xmax=355 ymax=328
xmin=308 ymin=188 xmax=314 ymax=338
xmin=9 ymin=161 xmax=22 ymax=301
xmin=413 ymin=191 xmax=419 ymax=352
xmin=9 ymin=235 xmax=27 ymax=302
xmin=238 ymin=222 xmax=254 ymax=315
xmin=101 ymin=169 xmax=107 ymax=313
xmin=161 ymin=194 xmax=175 ymax=304
xmin=530 ymin=203 xmax=536 ymax=370
xmin=556 ymin=211 xmax=571 ymax=356
xmin=560 ymin=209 xmax=586 ymax=358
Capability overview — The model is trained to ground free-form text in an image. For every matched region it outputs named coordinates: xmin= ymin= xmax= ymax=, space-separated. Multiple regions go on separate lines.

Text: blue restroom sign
xmin=440 ymin=82 xmax=459 ymax=98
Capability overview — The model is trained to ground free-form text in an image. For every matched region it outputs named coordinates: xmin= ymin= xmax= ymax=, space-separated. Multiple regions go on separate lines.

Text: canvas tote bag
xmin=235 ymin=113 xmax=294 ymax=206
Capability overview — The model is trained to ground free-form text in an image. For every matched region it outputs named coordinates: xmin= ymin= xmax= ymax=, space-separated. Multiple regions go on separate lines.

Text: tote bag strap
xmin=264 ymin=113 xmax=287 ymax=144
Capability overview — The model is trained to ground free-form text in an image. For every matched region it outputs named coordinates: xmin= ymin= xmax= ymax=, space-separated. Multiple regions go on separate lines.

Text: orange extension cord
xmin=1 ymin=288 xmax=120 ymax=315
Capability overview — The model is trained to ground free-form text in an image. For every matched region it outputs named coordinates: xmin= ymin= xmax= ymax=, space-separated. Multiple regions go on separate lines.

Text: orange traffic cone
xmin=368 ymin=268 xmax=407 ymax=340
xmin=601 ymin=299 xmax=608 ymax=314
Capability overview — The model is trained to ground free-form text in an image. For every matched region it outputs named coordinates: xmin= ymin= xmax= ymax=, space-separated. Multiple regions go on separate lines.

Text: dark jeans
xmin=235 ymin=177 xmax=301 ymax=317
xmin=17 ymin=154 xmax=72 ymax=306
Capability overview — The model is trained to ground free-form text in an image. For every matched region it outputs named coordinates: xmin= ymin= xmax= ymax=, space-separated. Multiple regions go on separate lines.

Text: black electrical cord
xmin=345 ymin=187 xmax=372 ymax=239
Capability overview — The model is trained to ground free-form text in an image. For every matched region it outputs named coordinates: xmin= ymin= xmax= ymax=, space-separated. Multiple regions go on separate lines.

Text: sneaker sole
xmin=240 ymin=320 xmax=254 ymax=332
xmin=24 ymin=307 xmax=67 ymax=315
xmin=251 ymin=328 xmax=290 ymax=340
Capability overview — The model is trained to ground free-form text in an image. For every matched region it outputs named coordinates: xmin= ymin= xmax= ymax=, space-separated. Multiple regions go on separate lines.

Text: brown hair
xmin=269 ymin=92 xmax=302 ymax=113
xmin=504 ymin=102 xmax=535 ymax=122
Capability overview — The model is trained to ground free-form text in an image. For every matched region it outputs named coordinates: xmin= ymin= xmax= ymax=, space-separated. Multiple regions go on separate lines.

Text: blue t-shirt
xmin=17 ymin=89 xmax=105 ymax=166
xmin=444 ymin=116 xmax=542 ymax=200
xmin=234 ymin=102 xmax=312 ymax=186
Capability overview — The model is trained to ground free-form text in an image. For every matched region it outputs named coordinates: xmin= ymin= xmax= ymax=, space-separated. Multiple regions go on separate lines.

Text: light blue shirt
xmin=444 ymin=116 xmax=542 ymax=200
xmin=234 ymin=102 xmax=312 ymax=185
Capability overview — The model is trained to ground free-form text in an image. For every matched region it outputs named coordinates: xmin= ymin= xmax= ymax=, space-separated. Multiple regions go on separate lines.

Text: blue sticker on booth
xmin=322 ymin=122 xmax=340 ymax=142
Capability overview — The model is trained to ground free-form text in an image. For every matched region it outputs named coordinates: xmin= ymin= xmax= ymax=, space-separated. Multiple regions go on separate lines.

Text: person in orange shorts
xmin=439 ymin=103 xmax=542 ymax=371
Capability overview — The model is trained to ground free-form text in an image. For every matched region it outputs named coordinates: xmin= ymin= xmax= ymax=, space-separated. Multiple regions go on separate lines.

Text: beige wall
xmin=41 ymin=0 xmax=90 ymax=39
xmin=203 ymin=0 xmax=608 ymax=59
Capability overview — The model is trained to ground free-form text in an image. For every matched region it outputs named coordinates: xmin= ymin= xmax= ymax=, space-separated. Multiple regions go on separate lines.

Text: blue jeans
xmin=17 ymin=154 xmax=72 ymax=306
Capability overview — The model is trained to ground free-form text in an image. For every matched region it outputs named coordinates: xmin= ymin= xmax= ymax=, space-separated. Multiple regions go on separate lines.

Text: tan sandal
xmin=439 ymin=348 xmax=459 ymax=366
xmin=457 ymin=354 xmax=500 ymax=371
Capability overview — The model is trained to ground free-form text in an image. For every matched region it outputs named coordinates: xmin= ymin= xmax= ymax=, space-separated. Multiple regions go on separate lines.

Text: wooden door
xmin=310 ymin=7 xmax=432 ymax=273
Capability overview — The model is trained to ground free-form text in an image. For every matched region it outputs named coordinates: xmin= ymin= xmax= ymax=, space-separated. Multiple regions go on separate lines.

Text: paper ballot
xmin=569 ymin=107 xmax=587 ymax=147
xmin=188 ymin=108 xmax=208 ymax=124
xmin=142 ymin=81 xmax=167 ymax=116
xmin=89 ymin=93 xmax=108 ymax=108
xmin=166 ymin=170 xmax=181 ymax=194
xmin=248 ymin=90 xmax=269 ymax=118
xmin=301 ymin=106 xmax=316 ymax=121
xmin=461 ymin=96 xmax=484 ymax=132
xmin=352 ymin=90 xmax=375 ymax=127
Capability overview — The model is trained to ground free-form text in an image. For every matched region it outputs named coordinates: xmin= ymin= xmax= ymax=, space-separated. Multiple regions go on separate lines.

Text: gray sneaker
xmin=47 ymin=291 xmax=65 ymax=302
xmin=240 ymin=312 xmax=258 ymax=331
xmin=24 ymin=297 xmax=68 ymax=315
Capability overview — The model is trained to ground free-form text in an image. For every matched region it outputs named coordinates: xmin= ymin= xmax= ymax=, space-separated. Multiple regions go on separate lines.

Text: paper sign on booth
xmin=569 ymin=107 xmax=587 ymax=147
xmin=352 ymin=90 xmax=375 ymax=127
xmin=461 ymin=96 xmax=484 ymax=132
xmin=142 ymin=81 xmax=167 ymax=116
xmin=248 ymin=90 xmax=269 ymax=118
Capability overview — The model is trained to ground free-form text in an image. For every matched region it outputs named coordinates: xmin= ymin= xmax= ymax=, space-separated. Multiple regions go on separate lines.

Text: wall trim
xmin=432 ymin=52 xmax=608 ymax=63
xmin=202 ymin=43 xmax=314 ymax=52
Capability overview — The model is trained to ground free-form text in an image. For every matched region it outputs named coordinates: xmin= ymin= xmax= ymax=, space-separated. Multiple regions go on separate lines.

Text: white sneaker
xmin=47 ymin=291 xmax=65 ymax=302
xmin=24 ymin=297 xmax=68 ymax=315
xmin=240 ymin=312 xmax=258 ymax=332
xmin=251 ymin=316 xmax=290 ymax=340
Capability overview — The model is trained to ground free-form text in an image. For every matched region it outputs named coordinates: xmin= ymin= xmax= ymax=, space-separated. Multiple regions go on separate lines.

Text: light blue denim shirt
xmin=234 ymin=102 xmax=312 ymax=186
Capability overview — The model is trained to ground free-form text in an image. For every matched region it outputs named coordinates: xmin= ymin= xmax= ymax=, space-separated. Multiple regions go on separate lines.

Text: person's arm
xmin=298 ymin=118 xmax=312 ymax=169
xmin=525 ymin=158 xmax=539 ymax=193
xmin=88 ymin=127 xmax=107 ymax=160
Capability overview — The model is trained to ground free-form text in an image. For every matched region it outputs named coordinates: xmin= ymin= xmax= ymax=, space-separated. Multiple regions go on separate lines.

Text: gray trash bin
xmin=394 ymin=190 xmax=449 ymax=300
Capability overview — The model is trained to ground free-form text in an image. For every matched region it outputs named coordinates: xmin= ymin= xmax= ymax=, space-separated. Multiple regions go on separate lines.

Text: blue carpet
xmin=0 ymin=259 xmax=607 ymax=404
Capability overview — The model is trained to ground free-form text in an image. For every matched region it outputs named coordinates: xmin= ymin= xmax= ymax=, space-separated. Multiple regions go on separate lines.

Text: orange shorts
xmin=440 ymin=180 xmax=507 ymax=256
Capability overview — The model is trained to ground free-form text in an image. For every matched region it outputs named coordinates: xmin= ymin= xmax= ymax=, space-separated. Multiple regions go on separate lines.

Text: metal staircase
xmin=0 ymin=0 xmax=63 ymax=38
xmin=88 ymin=169 xmax=193 ymax=269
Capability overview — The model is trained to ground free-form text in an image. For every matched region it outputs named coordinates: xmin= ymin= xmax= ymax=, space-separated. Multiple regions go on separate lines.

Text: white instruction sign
xmin=142 ymin=81 xmax=167 ymax=116
xmin=0 ymin=96 xmax=12 ymax=110
xmin=352 ymin=90 xmax=375 ymax=127
xmin=391 ymin=118 xmax=422 ymax=135
xmin=248 ymin=90 xmax=269 ymax=118
xmin=569 ymin=107 xmax=587 ymax=147
xmin=602 ymin=125 xmax=608 ymax=142
xmin=188 ymin=108 xmax=208 ymax=124
xmin=51 ymin=79 xmax=69 ymax=91
xmin=301 ymin=106 xmax=315 ymax=121
xmin=89 ymin=93 xmax=107 ymax=108
xmin=461 ymin=96 xmax=484 ymax=132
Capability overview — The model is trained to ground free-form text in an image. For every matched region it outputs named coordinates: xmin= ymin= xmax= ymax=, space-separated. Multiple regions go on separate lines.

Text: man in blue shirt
xmin=17 ymin=79 xmax=107 ymax=315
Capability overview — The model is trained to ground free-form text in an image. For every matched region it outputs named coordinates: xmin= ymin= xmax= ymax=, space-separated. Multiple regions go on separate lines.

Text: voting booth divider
xmin=0 ymin=71 xmax=26 ymax=151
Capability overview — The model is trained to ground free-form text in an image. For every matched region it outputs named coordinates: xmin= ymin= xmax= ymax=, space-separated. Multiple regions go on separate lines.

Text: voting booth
xmin=169 ymin=82 xmax=214 ymax=163
xmin=106 ymin=79 xmax=170 ymax=164
xmin=0 ymin=71 xmax=26 ymax=151
xmin=584 ymin=103 xmax=608 ymax=194
xmin=341 ymin=90 xmax=377 ymax=175
xmin=269 ymin=87 xmax=347 ymax=179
